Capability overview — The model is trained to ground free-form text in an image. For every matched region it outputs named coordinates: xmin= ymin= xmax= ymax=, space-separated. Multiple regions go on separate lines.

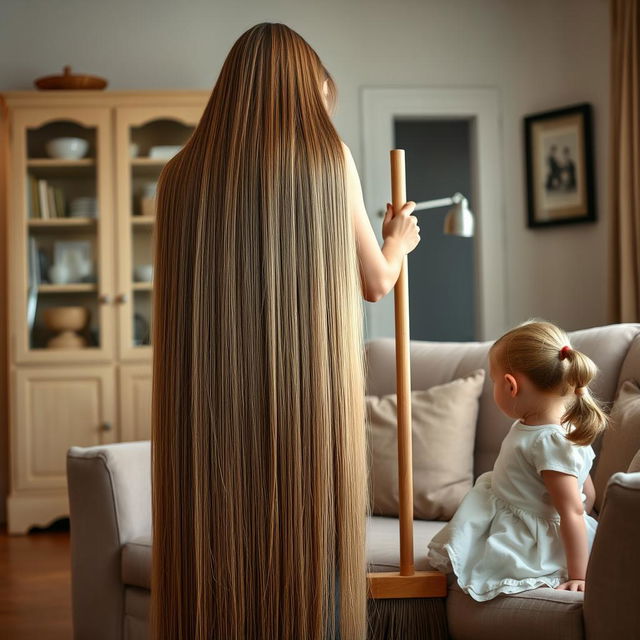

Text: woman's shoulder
xmin=340 ymin=140 xmax=363 ymax=205
xmin=340 ymin=140 xmax=356 ymax=171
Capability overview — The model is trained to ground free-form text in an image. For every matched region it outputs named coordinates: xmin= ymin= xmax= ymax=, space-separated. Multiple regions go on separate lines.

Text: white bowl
xmin=46 ymin=137 xmax=89 ymax=160
xmin=148 ymin=145 xmax=182 ymax=159
xmin=134 ymin=264 xmax=154 ymax=282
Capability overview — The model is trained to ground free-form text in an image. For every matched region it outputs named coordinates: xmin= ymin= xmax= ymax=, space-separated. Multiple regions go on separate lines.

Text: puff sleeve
xmin=530 ymin=429 xmax=584 ymax=477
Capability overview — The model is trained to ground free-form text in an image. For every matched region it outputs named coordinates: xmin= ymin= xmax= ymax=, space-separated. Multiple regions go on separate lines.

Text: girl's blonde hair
xmin=150 ymin=23 xmax=367 ymax=640
xmin=490 ymin=320 xmax=609 ymax=446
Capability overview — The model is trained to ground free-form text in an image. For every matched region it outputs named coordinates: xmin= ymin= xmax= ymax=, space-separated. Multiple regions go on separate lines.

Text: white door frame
xmin=360 ymin=86 xmax=507 ymax=342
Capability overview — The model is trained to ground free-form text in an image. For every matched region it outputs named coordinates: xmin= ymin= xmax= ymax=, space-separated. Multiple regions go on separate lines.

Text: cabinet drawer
xmin=12 ymin=365 xmax=116 ymax=491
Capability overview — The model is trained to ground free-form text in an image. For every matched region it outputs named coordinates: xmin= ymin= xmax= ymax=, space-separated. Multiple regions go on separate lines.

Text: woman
xmin=151 ymin=22 xmax=419 ymax=640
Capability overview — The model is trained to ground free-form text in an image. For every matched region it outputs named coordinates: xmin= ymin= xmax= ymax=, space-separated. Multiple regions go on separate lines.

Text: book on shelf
xmin=47 ymin=186 xmax=56 ymax=219
xmin=37 ymin=179 xmax=49 ymax=218
xmin=54 ymin=188 xmax=66 ymax=218
xmin=27 ymin=175 xmax=40 ymax=218
xmin=28 ymin=176 xmax=66 ymax=218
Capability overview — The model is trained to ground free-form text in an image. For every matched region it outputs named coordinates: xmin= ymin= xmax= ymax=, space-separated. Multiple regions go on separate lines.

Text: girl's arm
xmin=542 ymin=470 xmax=589 ymax=591
xmin=583 ymin=473 xmax=596 ymax=515
xmin=342 ymin=141 xmax=419 ymax=302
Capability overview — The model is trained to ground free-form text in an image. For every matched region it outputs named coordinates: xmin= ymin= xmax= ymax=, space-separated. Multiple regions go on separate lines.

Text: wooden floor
xmin=0 ymin=520 xmax=72 ymax=639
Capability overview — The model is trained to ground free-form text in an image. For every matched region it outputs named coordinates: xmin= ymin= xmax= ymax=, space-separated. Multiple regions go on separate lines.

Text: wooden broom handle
xmin=390 ymin=149 xmax=414 ymax=577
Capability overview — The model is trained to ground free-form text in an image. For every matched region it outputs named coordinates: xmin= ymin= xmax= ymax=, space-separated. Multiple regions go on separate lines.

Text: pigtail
xmin=561 ymin=349 xmax=609 ymax=446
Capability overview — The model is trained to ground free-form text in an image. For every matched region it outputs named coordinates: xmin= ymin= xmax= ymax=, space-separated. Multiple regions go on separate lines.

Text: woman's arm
xmin=341 ymin=141 xmax=418 ymax=302
xmin=542 ymin=470 xmax=589 ymax=591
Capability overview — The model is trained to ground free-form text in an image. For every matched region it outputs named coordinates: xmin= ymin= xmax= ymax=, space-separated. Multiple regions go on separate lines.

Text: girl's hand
xmin=382 ymin=201 xmax=420 ymax=254
xmin=555 ymin=579 xmax=585 ymax=592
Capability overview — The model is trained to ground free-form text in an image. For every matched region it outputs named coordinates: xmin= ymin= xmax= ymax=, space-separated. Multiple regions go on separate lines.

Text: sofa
xmin=66 ymin=323 xmax=640 ymax=639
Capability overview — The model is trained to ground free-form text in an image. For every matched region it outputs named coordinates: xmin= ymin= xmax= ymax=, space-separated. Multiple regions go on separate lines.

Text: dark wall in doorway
xmin=394 ymin=118 xmax=475 ymax=341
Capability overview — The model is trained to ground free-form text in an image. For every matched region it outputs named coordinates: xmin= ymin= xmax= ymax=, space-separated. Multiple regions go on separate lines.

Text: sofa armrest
xmin=584 ymin=471 xmax=640 ymax=639
xmin=66 ymin=441 xmax=151 ymax=640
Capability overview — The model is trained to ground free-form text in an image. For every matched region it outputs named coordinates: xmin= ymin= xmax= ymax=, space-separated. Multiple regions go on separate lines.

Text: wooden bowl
xmin=43 ymin=306 xmax=89 ymax=332
xmin=35 ymin=65 xmax=108 ymax=91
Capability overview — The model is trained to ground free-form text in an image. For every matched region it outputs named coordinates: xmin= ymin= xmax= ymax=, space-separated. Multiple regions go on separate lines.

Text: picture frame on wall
xmin=524 ymin=103 xmax=596 ymax=228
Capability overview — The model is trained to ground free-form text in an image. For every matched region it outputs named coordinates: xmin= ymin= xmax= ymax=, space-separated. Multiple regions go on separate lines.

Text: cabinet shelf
xmin=28 ymin=217 xmax=97 ymax=228
xmin=131 ymin=216 xmax=154 ymax=226
xmin=38 ymin=283 xmax=97 ymax=293
xmin=130 ymin=157 xmax=169 ymax=166
xmin=27 ymin=158 xmax=96 ymax=178
xmin=132 ymin=282 xmax=153 ymax=291
xmin=28 ymin=158 xmax=95 ymax=167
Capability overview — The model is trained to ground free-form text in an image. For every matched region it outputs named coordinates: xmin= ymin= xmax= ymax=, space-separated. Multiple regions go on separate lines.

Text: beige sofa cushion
xmin=121 ymin=538 xmax=151 ymax=590
xmin=366 ymin=516 xmax=444 ymax=572
xmin=366 ymin=369 xmax=485 ymax=521
xmin=447 ymin=581 xmax=584 ymax=640
xmin=124 ymin=587 xmax=150 ymax=640
xmin=615 ymin=331 xmax=640 ymax=389
xmin=122 ymin=518 xmax=448 ymax=589
xmin=593 ymin=379 xmax=640 ymax=513
xmin=628 ymin=449 xmax=640 ymax=473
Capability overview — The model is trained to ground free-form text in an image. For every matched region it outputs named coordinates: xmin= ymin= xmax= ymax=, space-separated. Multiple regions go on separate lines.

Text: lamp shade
xmin=444 ymin=194 xmax=474 ymax=237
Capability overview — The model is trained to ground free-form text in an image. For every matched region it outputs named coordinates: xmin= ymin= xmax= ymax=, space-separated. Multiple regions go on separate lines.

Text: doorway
xmin=360 ymin=86 xmax=506 ymax=342
xmin=394 ymin=118 xmax=475 ymax=341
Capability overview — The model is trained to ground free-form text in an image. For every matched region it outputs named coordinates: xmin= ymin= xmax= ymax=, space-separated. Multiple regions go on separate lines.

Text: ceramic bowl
xmin=43 ymin=306 xmax=89 ymax=332
xmin=45 ymin=137 xmax=89 ymax=160
xmin=148 ymin=145 xmax=181 ymax=159
xmin=134 ymin=264 xmax=154 ymax=282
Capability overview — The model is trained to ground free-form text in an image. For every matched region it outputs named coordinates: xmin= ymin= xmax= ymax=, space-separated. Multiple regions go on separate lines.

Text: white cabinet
xmin=8 ymin=365 xmax=115 ymax=533
xmin=1 ymin=90 xmax=209 ymax=532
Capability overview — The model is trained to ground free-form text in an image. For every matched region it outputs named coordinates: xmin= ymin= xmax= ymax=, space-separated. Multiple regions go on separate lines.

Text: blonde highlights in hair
xmin=491 ymin=320 xmax=609 ymax=446
xmin=150 ymin=23 xmax=367 ymax=640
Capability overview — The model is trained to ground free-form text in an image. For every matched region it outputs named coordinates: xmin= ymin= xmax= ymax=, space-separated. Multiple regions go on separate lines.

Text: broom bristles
xmin=367 ymin=597 xmax=448 ymax=640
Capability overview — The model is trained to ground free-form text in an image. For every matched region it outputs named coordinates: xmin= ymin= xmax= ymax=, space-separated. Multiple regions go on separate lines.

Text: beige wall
xmin=0 ymin=0 xmax=610 ymax=524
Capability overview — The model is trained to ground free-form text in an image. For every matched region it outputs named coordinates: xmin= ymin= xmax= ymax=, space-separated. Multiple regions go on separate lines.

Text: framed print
xmin=524 ymin=103 xmax=596 ymax=228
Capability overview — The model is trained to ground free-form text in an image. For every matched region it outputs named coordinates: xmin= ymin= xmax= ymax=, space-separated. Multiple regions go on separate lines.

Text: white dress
xmin=426 ymin=420 xmax=597 ymax=602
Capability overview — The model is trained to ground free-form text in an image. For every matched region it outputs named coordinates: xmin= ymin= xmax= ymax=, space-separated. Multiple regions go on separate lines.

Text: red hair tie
xmin=559 ymin=345 xmax=571 ymax=360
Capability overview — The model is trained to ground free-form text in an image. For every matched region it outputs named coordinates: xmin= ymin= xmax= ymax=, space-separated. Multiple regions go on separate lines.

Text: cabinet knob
xmin=116 ymin=293 xmax=129 ymax=304
xmin=101 ymin=422 xmax=112 ymax=431
xmin=98 ymin=294 xmax=112 ymax=304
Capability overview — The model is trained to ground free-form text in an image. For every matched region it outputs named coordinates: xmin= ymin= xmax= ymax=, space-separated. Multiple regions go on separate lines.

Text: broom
xmin=366 ymin=149 xmax=448 ymax=640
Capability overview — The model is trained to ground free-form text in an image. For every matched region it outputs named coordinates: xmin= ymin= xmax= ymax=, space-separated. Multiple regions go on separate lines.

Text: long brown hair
xmin=490 ymin=320 xmax=609 ymax=446
xmin=150 ymin=23 xmax=367 ymax=639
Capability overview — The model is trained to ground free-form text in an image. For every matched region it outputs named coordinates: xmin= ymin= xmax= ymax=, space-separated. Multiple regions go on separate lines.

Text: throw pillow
xmin=593 ymin=378 xmax=640 ymax=513
xmin=366 ymin=369 xmax=485 ymax=521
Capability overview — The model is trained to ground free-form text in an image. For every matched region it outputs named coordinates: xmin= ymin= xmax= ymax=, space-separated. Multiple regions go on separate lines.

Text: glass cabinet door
xmin=10 ymin=107 xmax=115 ymax=363
xmin=115 ymin=106 xmax=202 ymax=360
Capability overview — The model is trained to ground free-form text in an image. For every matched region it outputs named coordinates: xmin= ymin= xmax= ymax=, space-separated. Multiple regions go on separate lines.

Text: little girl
xmin=427 ymin=320 xmax=609 ymax=601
